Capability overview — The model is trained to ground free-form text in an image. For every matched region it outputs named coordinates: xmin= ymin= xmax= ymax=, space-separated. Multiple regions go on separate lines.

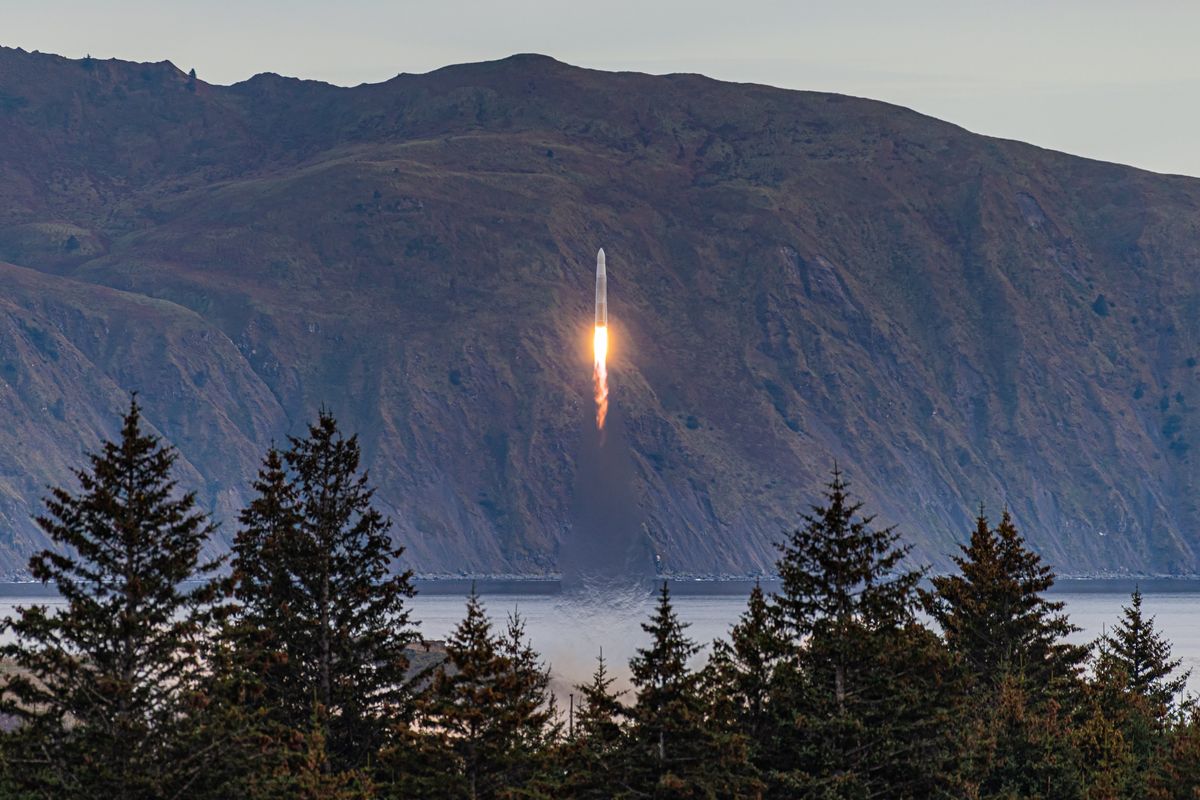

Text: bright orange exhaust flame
xmin=593 ymin=325 xmax=609 ymax=430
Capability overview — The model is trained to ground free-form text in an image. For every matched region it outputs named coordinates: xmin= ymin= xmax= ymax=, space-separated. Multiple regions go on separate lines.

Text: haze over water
xmin=3 ymin=581 xmax=1195 ymax=697
xmin=405 ymin=580 xmax=1200 ymax=697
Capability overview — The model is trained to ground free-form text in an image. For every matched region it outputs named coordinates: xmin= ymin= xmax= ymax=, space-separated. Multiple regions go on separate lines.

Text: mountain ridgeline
xmin=0 ymin=46 xmax=1198 ymax=576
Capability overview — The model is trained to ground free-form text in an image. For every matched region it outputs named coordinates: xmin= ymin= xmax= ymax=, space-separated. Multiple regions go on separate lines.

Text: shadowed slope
xmin=0 ymin=48 xmax=1198 ymax=575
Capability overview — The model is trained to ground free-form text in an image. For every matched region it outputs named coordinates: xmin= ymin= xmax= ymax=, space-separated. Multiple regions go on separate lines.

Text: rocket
xmin=595 ymin=248 xmax=607 ymax=326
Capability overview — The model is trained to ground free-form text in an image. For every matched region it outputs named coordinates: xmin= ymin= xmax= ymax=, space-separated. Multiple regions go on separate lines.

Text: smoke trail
xmin=560 ymin=396 xmax=654 ymax=594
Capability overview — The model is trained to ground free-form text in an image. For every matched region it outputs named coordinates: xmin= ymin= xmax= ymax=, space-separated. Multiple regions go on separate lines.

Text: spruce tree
xmin=1149 ymin=709 xmax=1200 ymax=798
xmin=772 ymin=468 xmax=919 ymax=648
xmin=562 ymin=650 xmax=627 ymax=798
xmin=229 ymin=412 xmax=419 ymax=771
xmin=428 ymin=588 xmax=498 ymax=799
xmin=924 ymin=508 xmax=1086 ymax=693
xmin=925 ymin=509 xmax=1088 ymax=796
xmin=714 ymin=582 xmax=782 ymax=744
xmin=241 ymin=724 xmax=377 ymax=800
xmin=770 ymin=467 xmax=922 ymax=712
xmin=697 ymin=647 xmax=767 ymax=800
xmin=576 ymin=650 xmax=625 ymax=747
xmin=1097 ymin=587 xmax=1189 ymax=712
xmin=973 ymin=675 xmax=1085 ymax=800
xmin=229 ymin=446 xmax=302 ymax=719
xmin=627 ymin=582 xmax=759 ymax=798
xmin=494 ymin=610 xmax=558 ymax=789
xmin=1084 ymin=588 xmax=1190 ymax=798
xmin=767 ymin=468 xmax=957 ymax=798
xmin=628 ymin=582 xmax=702 ymax=788
xmin=232 ymin=447 xmax=298 ymax=633
xmin=0 ymin=398 xmax=226 ymax=798
xmin=422 ymin=589 xmax=555 ymax=800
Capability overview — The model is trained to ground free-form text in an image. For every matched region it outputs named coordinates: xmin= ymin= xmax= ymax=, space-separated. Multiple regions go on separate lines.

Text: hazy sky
xmin=8 ymin=0 xmax=1200 ymax=175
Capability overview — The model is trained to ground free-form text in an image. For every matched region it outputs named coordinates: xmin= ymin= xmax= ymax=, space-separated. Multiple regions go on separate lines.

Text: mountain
xmin=1 ymin=46 xmax=1199 ymax=577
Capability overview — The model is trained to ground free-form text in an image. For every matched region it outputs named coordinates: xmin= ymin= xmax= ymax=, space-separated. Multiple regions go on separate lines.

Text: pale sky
xmin=7 ymin=0 xmax=1200 ymax=175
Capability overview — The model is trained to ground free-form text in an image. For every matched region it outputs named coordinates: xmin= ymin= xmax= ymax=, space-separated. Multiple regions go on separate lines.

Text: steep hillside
xmin=1 ymin=47 xmax=1199 ymax=576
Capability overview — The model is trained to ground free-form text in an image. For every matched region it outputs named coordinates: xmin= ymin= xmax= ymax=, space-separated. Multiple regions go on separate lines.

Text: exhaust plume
xmin=593 ymin=248 xmax=609 ymax=431
xmin=593 ymin=325 xmax=608 ymax=430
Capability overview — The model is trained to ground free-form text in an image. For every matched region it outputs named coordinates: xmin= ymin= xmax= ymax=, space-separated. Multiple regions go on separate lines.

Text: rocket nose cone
xmin=597 ymin=248 xmax=606 ymax=271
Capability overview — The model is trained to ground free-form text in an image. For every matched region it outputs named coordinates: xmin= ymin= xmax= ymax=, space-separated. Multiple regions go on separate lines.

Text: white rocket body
xmin=595 ymin=248 xmax=607 ymax=326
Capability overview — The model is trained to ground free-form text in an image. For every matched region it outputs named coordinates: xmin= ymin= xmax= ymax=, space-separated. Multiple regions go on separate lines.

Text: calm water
xmin=2 ymin=580 xmax=1198 ymax=696
xmin=403 ymin=583 xmax=1200 ymax=696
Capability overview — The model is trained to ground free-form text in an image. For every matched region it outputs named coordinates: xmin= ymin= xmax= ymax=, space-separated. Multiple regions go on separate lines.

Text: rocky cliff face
xmin=1 ymin=47 xmax=1199 ymax=577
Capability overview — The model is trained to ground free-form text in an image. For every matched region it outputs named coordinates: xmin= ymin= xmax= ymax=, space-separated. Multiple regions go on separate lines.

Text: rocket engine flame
xmin=592 ymin=248 xmax=609 ymax=430
xmin=593 ymin=324 xmax=608 ymax=430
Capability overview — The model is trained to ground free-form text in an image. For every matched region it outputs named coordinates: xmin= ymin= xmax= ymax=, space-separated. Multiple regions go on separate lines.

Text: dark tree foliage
xmin=627 ymin=582 xmax=759 ymax=799
xmin=561 ymin=651 xmax=628 ymax=798
xmin=924 ymin=509 xmax=1086 ymax=694
xmin=230 ymin=412 xmax=419 ymax=772
xmin=1150 ymin=708 xmax=1200 ymax=798
xmin=705 ymin=582 xmax=782 ymax=759
xmin=767 ymin=469 xmax=959 ymax=798
xmin=1073 ymin=679 xmax=1143 ymax=800
xmin=1097 ymin=587 xmax=1189 ymax=712
xmin=230 ymin=447 xmax=302 ymax=717
xmin=179 ymin=682 xmax=377 ymax=800
xmin=377 ymin=707 xmax=460 ymax=800
xmin=971 ymin=676 xmax=1085 ymax=800
xmin=423 ymin=588 xmax=500 ymax=799
xmin=0 ymin=398 xmax=227 ymax=798
xmin=1081 ymin=588 xmax=1193 ymax=797
xmin=495 ymin=610 xmax=559 ymax=790
xmin=242 ymin=726 xmax=377 ymax=800
xmin=419 ymin=589 xmax=556 ymax=800
xmin=772 ymin=615 xmax=961 ymax=799
xmin=922 ymin=509 xmax=1090 ymax=797
xmin=696 ymin=645 xmax=766 ymax=799
xmin=772 ymin=468 xmax=920 ymax=644
xmin=576 ymin=650 xmax=625 ymax=749
xmin=627 ymin=582 xmax=703 ymax=789
xmin=8 ymin=408 xmax=1200 ymax=800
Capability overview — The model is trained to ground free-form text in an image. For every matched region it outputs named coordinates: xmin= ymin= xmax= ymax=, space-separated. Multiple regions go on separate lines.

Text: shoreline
xmin=0 ymin=574 xmax=1197 ymax=598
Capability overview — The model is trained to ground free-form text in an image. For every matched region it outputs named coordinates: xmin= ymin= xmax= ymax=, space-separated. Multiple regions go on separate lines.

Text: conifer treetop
xmin=0 ymin=396 xmax=226 ymax=795
xmin=925 ymin=507 xmax=1085 ymax=687
xmin=1099 ymin=586 xmax=1190 ymax=711
xmin=773 ymin=467 xmax=923 ymax=641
